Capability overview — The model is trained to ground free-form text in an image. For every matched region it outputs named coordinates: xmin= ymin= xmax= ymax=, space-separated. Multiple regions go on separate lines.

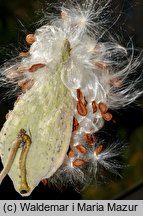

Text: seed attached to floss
xmin=76 ymin=89 xmax=83 ymax=101
xmin=110 ymin=78 xmax=122 ymax=87
xmin=28 ymin=63 xmax=46 ymax=73
xmin=76 ymin=144 xmax=87 ymax=155
xmin=95 ymin=144 xmax=103 ymax=156
xmin=26 ymin=34 xmax=36 ymax=44
xmin=19 ymin=51 xmax=30 ymax=57
xmin=92 ymin=100 xmax=97 ymax=113
xmin=68 ymin=149 xmax=74 ymax=158
xmin=84 ymin=133 xmax=96 ymax=145
xmin=18 ymin=79 xmax=34 ymax=93
xmin=98 ymin=102 xmax=108 ymax=114
xmin=98 ymin=102 xmax=112 ymax=121
xmin=96 ymin=62 xmax=108 ymax=70
xmin=72 ymin=117 xmax=79 ymax=132
xmin=73 ymin=159 xmax=85 ymax=167
xmin=16 ymin=66 xmax=28 ymax=73
xmin=77 ymin=101 xmax=88 ymax=116
xmin=76 ymin=89 xmax=88 ymax=116
xmin=102 ymin=112 xmax=113 ymax=121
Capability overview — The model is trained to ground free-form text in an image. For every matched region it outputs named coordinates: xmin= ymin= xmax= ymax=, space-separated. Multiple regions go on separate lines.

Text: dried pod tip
xmin=19 ymin=183 xmax=30 ymax=194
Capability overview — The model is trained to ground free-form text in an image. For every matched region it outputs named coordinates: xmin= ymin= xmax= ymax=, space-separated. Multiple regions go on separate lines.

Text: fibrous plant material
xmin=0 ymin=0 xmax=143 ymax=196
xmin=0 ymin=129 xmax=31 ymax=187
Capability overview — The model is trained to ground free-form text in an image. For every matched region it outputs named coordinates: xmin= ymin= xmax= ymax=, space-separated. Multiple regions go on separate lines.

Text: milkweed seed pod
xmin=0 ymin=0 xmax=143 ymax=196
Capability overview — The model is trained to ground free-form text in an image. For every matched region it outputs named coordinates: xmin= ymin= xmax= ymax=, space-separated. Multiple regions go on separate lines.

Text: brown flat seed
xmin=98 ymin=102 xmax=108 ymax=114
xmin=95 ymin=144 xmax=103 ymax=156
xmin=77 ymin=101 xmax=88 ymax=116
xmin=83 ymin=133 xmax=96 ymax=145
xmin=110 ymin=78 xmax=122 ymax=87
xmin=18 ymin=79 xmax=34 ymax=93
xmin=73 ymin=159 xmax=85 ymax=167
xmin=92 ymin=100 xmax=97 ymax=113
xmin=76 ymin=144 xmax=87 ymax=154
xmin=72 ymin=117 xmax=79 ymax=132
xmin=96 ymin=62 xmax=108 ymax=70
xmin=29 ymin=63 xmax=46 ymax=72
xmin=19 ymin=51 xmax=30 ymax=57
xmin=26 ymin=34 xmax=36 ymax=44
xmin=16 ymin=67 xmax=28 ymax=73
xmin=76 ymin=89 xmax=83 ymax=101
xmin=68 ymin=149 xmax=74 ymax=158
xmin=102 ymin=112 xmax=113 ymax=121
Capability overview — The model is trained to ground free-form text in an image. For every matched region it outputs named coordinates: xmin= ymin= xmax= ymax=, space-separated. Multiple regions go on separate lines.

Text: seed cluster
xmin=67 ymin=88 xmax=112 ymax=169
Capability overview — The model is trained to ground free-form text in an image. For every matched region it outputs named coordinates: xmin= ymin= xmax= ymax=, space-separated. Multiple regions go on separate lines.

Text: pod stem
xmin=0 ymin=129 xmax=31 ymax=195
xmin=19 ymin=130 xmax=32 ymax=194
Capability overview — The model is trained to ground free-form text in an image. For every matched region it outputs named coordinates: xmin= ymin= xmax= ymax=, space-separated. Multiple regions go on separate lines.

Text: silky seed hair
xmin=0 ymin=0 xmax=143 ymax=191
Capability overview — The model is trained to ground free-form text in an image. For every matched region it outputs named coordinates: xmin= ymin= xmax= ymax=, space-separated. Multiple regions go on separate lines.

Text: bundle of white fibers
xmin=0 ymin=0 xmax=143 ymax=195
